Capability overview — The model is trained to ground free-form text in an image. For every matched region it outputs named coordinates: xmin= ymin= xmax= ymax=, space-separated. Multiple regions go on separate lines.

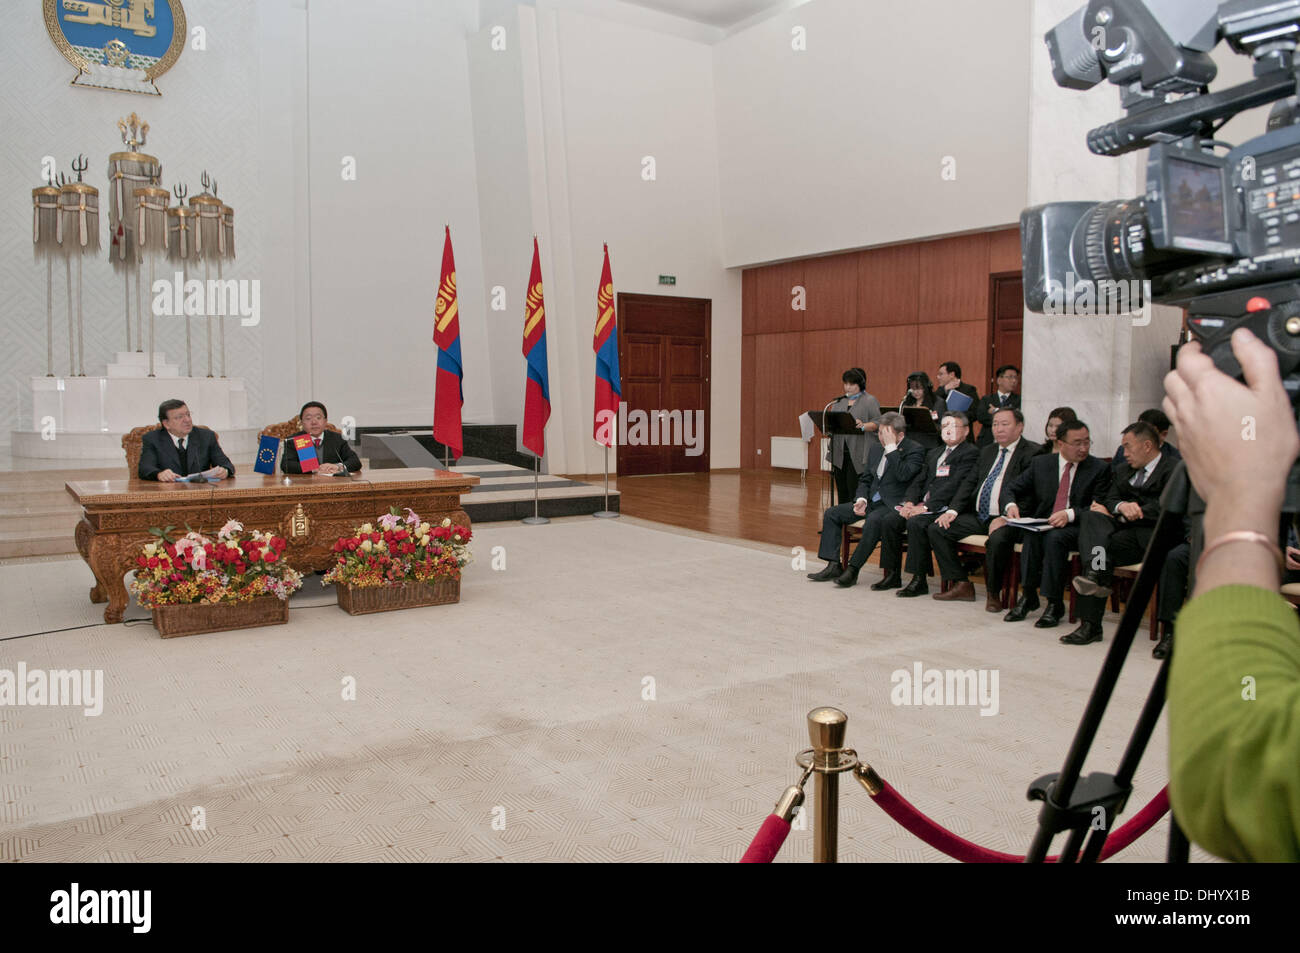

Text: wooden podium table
xmin=67 ymin=468 xmax=479 ymax=624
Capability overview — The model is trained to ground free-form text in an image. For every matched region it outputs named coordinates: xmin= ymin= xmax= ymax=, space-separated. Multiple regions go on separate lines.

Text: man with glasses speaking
xmin=1001 ymin=420 xmax=1111 ymax=632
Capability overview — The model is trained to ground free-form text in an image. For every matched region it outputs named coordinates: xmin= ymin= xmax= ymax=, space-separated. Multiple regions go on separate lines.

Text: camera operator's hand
xmin=1163 ymin=329 xmax=1297 ymax=515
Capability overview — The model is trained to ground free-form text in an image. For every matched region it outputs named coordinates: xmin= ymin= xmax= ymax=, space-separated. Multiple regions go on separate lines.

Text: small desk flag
xmin=254 ymin=434 xmax=280 ymax=474
xmin=292 ymin=434 xmax=320 ymax=473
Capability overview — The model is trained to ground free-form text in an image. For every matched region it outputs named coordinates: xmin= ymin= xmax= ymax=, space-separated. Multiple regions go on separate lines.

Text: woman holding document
xmin=825 ymin=368 xmax=881 ymax=505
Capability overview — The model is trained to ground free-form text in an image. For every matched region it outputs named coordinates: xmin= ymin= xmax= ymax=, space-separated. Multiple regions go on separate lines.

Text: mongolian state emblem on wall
xmin=44 ymin=0 xmax=187 ymax=96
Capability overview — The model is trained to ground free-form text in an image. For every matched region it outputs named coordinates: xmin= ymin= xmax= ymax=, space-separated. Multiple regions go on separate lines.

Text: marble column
xmin=1024 ymin=0 xmax=1185 ymax=451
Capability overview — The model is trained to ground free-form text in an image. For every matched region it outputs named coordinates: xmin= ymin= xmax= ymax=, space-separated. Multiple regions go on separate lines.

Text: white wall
xmin=713 ymin=0 xmax=1032 ymax=267
xmin=0 ymin=0 xmax=273 ymax=445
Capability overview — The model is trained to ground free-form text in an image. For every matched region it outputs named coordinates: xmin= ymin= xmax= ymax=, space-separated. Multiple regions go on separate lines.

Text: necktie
xmin=1131 ymin=467 xmax=1146 ymax=488
xmin=177 ymin=437 xmax=188 ymax=474
xmin=925 ymin=449 xmax=951 ymax=504
xmin=1053 ymin=461 xmax=1074 ymax=513
xmin=873 ymin=449 xmax=889 ymax=502
xmin=978 ymin=448 xmax=1007 ymax=521
xmin=314 ymin=436 xmax=322 ymax=452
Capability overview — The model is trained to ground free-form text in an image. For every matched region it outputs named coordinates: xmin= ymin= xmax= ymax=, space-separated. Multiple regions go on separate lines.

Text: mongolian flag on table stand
xmin=522 ymin=237 xmax=551 ymax=458
xmin=593 ymin=243 xmax=621 ymax=446
xmin=433 ymin=226 xmax=464 ymax=461
xmin=291 ymin=434 xmax=320 ymax=473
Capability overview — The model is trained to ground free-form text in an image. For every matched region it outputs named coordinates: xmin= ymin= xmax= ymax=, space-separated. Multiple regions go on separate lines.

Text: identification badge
xmin=936 ymin=466 xmax=950 ymax=477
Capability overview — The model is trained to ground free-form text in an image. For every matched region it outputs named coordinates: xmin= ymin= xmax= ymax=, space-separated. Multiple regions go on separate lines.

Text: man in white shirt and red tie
xmin=281 ymin=401 xmax=362 ymax=475
xmin=1000 ymin=420 xmax=1112 ymax=630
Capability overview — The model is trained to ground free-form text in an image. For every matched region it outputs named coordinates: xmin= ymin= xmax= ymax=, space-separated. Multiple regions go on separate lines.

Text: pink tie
xmin=1053 ymin=462 xmax=1074 ymax=513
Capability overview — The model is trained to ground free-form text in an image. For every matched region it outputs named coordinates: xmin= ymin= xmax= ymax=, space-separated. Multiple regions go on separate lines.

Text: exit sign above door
xmin=658 ymin=275 xmax=676 ymax=286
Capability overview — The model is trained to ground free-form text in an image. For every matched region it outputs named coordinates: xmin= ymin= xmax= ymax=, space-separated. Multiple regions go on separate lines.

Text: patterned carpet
xmin=0 ymin=517 xmax=1212 ymax=862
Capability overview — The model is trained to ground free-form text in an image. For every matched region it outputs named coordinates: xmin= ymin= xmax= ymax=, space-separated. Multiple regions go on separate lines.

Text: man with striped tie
xmin=926 ymin=407 xmax=1039 ymax=608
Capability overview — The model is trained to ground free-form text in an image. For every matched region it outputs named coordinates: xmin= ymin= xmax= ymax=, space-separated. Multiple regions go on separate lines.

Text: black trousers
xmin=1076 ymin=512 xmax=1155 ymax=624
xmin=1158 ymin=542 xmax=1190 ymax=624
xmin=927 ymin=512 xmax=1016 ymax=589
xmin=903 ymin=512 xmax=939 ymax=576
xmin=817 ymin=500 xmax=894 ymax=569
xmin=1020 ymin=524 xmax=1080 ymax=604
xmin=832 ymin=444 xmax=858 ymax=506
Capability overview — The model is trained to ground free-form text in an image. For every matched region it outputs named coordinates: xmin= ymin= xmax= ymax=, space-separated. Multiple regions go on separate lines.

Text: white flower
xmin=361 ymin=540 xmax=373 ymax=553
xmin=418 ymin=522 xmax=430 ymax=535
xmin=144 ymin=542 xmax=158 ymax=555
xmin=419 ymin=535 xmax=430 ymax=547
xmin=218 ymin=519 xmax=243 ymax=540
xmin=441 ymin=518 xmax=451 ymax=528
xmin=359 ymin=522 xmax=373 ymax=534
xmin=404 ymin=508 xmax=420 ymax=526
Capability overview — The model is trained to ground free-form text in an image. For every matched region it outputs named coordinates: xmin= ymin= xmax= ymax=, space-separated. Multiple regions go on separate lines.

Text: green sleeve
xmin=1168 ymin=584 xmax=1300 ymax=861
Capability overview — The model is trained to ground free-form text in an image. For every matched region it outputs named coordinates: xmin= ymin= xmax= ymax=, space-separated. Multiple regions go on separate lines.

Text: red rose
xmin=395 ymin=529 xmax=408 ymax=540
xmin=137 ymin=556 xmax=148 ymax=567
xmin=147 ymin=556 xmax=160 ymax=569
xmin=264 ymin=551 xmax=278 ymax=562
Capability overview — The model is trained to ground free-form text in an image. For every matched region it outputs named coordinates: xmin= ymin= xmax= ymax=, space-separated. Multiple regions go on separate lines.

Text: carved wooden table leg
xmin=88 ymin=535 xmax=130 ymax=624
xmin=75 ymin=516 xmax=109 ymax=605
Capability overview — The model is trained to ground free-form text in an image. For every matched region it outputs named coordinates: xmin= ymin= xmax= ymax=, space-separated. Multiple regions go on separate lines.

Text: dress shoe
xmin=985 ymin=590 xmax=1003 ymax=613
xmin=834 ymin=565 xmax=861 ymax=588
xmin=1153 ymin=628 xmax=1173 ymax=660
xmin=933 ymin=580 xmax=976 ymax=601
xmin=896 ymin=575 xmax=929 ymax=597
xmin=1071 ymin=570 xmax=1112 ymax=599
xmin=870 ymin=571 xmax=902 ymax=591
xmin=1060 ymin=621 xmax=1104 ymax=645
xmin=808 ymin=561 xmax=843 ymax=582
xmin=1003 ymin=592 xmax=1040 ymax=622
xmin=1034 ymin=601 xmax=1065 ymax=628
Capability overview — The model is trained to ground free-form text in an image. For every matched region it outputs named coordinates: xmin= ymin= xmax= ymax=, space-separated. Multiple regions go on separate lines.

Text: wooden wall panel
xmin=742 ymin=334 xmax=756 ymax=467
xmin=916 ymin=320 xmax=988 ymax=395
xmin=742 ymin=268 xmax=757 ymax=335
xmin=862 ymin=324 xmax=918 ymax=409
xmin=988 ymin=226 xmax=1023 ymax=274
xmin=803 ymin=253 xmax=859 ymax=330
xmin=753 ymin=332 xmax=804 ymax=469
xmin=801 ymin=329 xmax=866 ymax=413
xmin=858 ymin=244 xmax=919 ymax=327
xmin=917 ymin=233 xmax=989 ymax=324
xmin=754 ymin=262 xmax=804 ymax=334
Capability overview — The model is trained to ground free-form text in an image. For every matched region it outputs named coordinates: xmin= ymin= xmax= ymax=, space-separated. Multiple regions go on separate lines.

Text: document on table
xmin=176 ymin=468 xmax=226 ymax=483
xmin=1005 ymin=517 xmax=1052 ymax=532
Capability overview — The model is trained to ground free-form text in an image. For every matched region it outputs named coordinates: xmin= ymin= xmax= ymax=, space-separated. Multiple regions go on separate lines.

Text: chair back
xmin=260 ymin=417 xmax=341 ymax=440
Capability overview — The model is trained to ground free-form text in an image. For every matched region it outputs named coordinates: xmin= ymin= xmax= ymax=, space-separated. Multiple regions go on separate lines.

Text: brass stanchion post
xmin=808 ymin=706 xmax=848 ymax=863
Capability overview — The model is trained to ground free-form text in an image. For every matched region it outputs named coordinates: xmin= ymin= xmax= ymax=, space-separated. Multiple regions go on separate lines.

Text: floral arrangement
xmin=129 ymin=520 xmax=304 ymax=608
xmin=323 ymin=507 xmax=472 ymax=589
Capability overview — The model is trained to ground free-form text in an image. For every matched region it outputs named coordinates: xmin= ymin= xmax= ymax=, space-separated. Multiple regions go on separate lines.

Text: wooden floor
xmin=576 ymin=469 xmax=831 ymax=554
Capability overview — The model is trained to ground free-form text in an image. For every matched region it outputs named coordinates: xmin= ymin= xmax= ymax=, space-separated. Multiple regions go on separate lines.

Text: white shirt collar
xmin=1141 ymin=452 xmax=1161 ymax=476
xmin=996 ymin=438 xmax=1020 ymax=457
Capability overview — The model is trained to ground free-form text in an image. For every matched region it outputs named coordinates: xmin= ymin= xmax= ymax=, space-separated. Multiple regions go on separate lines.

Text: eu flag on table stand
xmin=521 ymin=237 xmax=551 ymax=525
xmin=254 ymin=434 xmax=280 ymax=475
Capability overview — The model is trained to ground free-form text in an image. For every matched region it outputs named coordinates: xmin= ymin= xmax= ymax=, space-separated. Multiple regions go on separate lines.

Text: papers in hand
xmin=943 ymin=389 xmax=974 ymax=413
xmin=177 ymin=468 xmax=226 ymax=483
xmin=1005 ymin=516 xmax=1051 ymax=532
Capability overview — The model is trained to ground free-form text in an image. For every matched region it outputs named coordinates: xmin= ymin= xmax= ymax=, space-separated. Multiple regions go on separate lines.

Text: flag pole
xmin=523 ymin=452 xmax=549 ymax=525
xmin=594 ymin=443 xmax=617 ymax=518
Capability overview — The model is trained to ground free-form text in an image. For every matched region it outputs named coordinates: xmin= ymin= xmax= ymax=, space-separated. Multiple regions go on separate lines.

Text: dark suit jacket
xmin=974 ymin=392 xmax=1021 ymax=446
xmin=1103 ymin=452 xmax=1179 ymax=527
xmin=905 ymin=442 xmax=979 ymax=512
xmin=952 ymin=438 xmax=1040 ymax=515
xmin=1002 ymin=453 xmax=1111 ymax=518
xmin=281 ymin=430 xmax=362 ymax=474
xmin=854 ymin=437 xmax=925 ymax=509
xmin=139 ymin=426 xmax=235 ymax=480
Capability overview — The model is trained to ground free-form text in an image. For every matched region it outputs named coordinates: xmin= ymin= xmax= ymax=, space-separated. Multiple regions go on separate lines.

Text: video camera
xmin=1022 ymin=0 xmax=1300 ymax=429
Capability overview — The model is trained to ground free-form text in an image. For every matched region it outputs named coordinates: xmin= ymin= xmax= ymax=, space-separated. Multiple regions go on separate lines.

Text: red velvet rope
xmin=740 ymin=814 xmax=792 ymax=863
xmin=870 ymin=778 xmax=1170 ymax=862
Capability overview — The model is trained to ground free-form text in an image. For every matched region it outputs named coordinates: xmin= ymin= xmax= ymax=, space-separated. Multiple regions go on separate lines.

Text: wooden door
xmin=989 ymin=273 xmax=1024 ymax=390
xmin=617 ymin=294 xmax=711 ymax=475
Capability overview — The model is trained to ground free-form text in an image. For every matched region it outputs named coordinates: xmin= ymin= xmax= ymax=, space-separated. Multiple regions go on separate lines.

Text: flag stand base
xmin=593 ymin=444 xmax=618 ymax=519
xmin=592 ymin=511 xmax=618 ymax=519
xmin=523 ymin=453 xmax=549 ymax=525
xmin=522 ymin=516 xmax=550 ymax=525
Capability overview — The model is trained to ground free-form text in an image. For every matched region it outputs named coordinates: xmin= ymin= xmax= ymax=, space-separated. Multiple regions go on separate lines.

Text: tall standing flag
xmin=593 ymin=244 xmax=621 ymax=446
xmin=522 ymin=237 xmax=551 ymax=457
xmin=433 ymin=226 xmax=464 ymax=459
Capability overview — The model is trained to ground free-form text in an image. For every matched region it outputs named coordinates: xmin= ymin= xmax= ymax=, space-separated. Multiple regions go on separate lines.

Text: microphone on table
xmin=331 ymin=435 xmax=354 ymax=477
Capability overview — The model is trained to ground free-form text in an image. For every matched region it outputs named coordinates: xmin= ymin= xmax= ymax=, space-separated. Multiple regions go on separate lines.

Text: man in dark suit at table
xmin=1064 ymin=421 xmax=1180 ymax=645
xmin=806 ymin=412 xmax=925 ymax=589
xmin=1001 ymin=419 xmax=1112 ymax=629
xmin=282 ymin=401 xmax=362 ymax=476
xmin=890 ymin=412 xmax=980 ymax=598
xmin=973 ymin=364 xmax=1021 ymax=447
xmin=927 ymin=407 xmax=1039 ymax=607
xmin=138 ymin=399 xmax=236 ymax=482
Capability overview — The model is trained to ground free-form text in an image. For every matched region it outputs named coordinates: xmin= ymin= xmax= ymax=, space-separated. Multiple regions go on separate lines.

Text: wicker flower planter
xmin=336 ymin=578 xmax=460 ymax=615
xmin=151 ymin=595 xmax=289 ymax=639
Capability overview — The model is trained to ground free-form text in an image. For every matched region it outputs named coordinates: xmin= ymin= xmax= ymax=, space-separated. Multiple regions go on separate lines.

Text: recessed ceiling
xmin=623 ymin=0 xmax=793 ymax=29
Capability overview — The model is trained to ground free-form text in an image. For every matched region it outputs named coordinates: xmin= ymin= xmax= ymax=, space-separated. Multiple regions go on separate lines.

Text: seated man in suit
xmin=281 ymin=401 xmax=362 ymax=475
xmin=138 ymin=399 xmax=235 ymax=482
xmin=973 ymin=364 xmax=1021 ymax=447
xmin=806 ymin=412 xmax=925 ymax=589
xmin=890 ymin=412 xmax=980 ymax=597
xmin=1065 ymin=421 xmax=1180 ymax=644
xmin=1111 ymin=408 xmax=1181 ymax=472
xmin=926 ymin=407 xmax=1039 ymax=607
xmin=1001 ymin=420 xmax=1112 ymax=629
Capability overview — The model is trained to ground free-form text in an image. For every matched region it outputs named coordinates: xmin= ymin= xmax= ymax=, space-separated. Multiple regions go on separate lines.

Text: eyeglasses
xmin=1064 ymin=437 xmax=1091 ymax=447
